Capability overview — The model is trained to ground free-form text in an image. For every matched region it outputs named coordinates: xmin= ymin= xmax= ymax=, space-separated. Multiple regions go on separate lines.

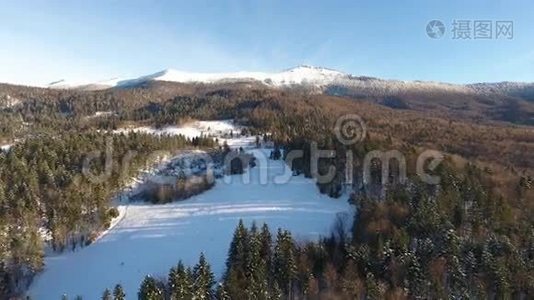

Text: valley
xmin=28 ymin=122 xmax=352 ymax=299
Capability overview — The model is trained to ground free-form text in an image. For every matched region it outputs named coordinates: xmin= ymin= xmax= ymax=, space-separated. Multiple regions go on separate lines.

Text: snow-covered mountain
xmin=117 ymin=65 xmax=347 ymax=87
xmin=46 ymin=65 xmax=348 ymax=90
xmin=42 ymin=65 xmax=534 ymax=102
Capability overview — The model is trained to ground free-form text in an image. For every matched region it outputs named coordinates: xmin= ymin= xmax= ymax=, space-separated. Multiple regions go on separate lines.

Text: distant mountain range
xmin=0 ymin=65 xmax=532 ymax=126
xmin=43 ymin=65 xmax=534 ymax=103
xmin=46 ymin=65 xmax=346 ymax=90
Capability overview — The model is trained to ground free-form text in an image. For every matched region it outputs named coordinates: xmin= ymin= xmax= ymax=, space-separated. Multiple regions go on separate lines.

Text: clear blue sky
xmin=0 ymin=0 xmax=532 ymax=85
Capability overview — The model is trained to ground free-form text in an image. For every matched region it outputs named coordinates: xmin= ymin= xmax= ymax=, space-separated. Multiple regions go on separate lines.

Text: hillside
xmin=0 ymin=77 xmax=533 ymax=298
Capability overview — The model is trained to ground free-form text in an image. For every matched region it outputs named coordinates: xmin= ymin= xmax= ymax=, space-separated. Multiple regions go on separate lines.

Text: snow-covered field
xmin=28 ymin=121 xmax=353 ymax=299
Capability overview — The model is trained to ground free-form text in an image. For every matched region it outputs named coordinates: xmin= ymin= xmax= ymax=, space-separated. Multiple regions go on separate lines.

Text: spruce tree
xmin=192 ymin=253 xmax=215 ymax=300
xmin=272 ymin=229 xmax=297 ymax=296
xmin=270 ymin=281 xmax=283 ymax=300
xmin=224 ymin=220 xmax=248 ymax=298
xmin=113 ymin=284 xmax=125 ymax=300
xmin=225 ymin=220 xmax=248 ymax=275
xmin=259 ymin=223 xmax=272 ymax=265
xmin=168 ymin=261 xmax=192 ymax=299
xmin=102 ymin=289 xmax=112 ymax=300
xmin=245 ymin=224 xmax=268 ymax=299
xmin=407 ymin=253 xmax=425 ymax=299
xmin=138 ymin=275 xmax=164 ymax=300
xmin=215 ymin=283 xmax=231 ymax=300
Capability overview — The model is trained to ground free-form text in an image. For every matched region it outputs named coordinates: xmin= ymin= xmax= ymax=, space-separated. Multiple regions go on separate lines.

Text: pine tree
xmin=168 ymin=261 xmax=192 ymax=299
xmin=448 ymin=255 xmax=467 ymax=299
xmin=138 ymin=275 xmax=164 ymax=300
xmin=223 ymin=266 xmax=243 ymax=299
xmin=259 ymin=223 xmax=272 ymax=267
xmin=193 ymin=253 xmax=215 ymax=300
xmin=225 ymin=220 xmax=248 ymax=275
xmin=112 ymin=284 xmax=125 ymax=300
xmin=102 ymin=288 xmax=112 ymax=300
xmin=407 ymin=252 xmax=425 ymax=299
xmin=215 ymin=283 xmax=230 ymax=300
xmin=270 ymin=281 xmax=283 ymax=300
xmin=272 ymin=229 xmax=297 ymax=296
xmin=224 ymin=220 xmax=248 ymax=298
xmin=245 ymin=223 xmax=268 ymax=299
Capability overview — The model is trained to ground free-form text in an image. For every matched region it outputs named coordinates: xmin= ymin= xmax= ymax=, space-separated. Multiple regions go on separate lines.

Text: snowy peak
xmin=117 ymin=65 xmax=348 ymax=88
xmin=271 ymin=65 xmax=347 ymax=85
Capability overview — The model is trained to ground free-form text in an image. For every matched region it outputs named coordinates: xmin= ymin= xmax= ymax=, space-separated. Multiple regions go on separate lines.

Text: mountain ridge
xmin=38 ymin=65 xmax=534 ymax=103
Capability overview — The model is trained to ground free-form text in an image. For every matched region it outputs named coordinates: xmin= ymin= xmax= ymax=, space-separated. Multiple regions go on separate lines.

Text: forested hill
xmin=0 ymin=80 xmax=532 ymax=298
xmin=1 ymin=81 xmax=533 ymax=172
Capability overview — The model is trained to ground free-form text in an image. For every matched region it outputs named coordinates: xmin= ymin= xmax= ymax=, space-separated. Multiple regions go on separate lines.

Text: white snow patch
xmin=114 ymin=120 xmax=244 ymax=141
xmin=0 ymin=144 xmax=12 ymax=152
xmin=84 ymin=111 xmax=116 ymax=119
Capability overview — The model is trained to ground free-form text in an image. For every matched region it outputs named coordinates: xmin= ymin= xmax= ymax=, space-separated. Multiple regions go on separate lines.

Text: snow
xmin=16 ymin=65 xmax=534 ymax=94
xmin=47 ymin=77 xmax=123 ymax=90
xmin=122 ymin=65 xmax=347 ymax=87
xmin=0 ymin=144 xmax=12 ymax=152
xmin=113 ymin=120 xmax=245 ymax=141
xmin=28 ymin=121 xmax=353 ymax=299
xmin=46 ymin=66 xmax=349 ymax=90
xmin=84 ymin=111 xmax=116 ymax=119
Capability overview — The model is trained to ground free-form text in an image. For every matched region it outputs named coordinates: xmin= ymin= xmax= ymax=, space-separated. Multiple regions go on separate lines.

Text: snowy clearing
xmin=114 ymin=120 xmax=245 ymax=139
xmin=28 ymin=121 xmax=353 ymax=299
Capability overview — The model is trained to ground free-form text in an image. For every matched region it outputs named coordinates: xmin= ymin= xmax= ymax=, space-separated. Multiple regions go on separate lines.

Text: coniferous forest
xmin=0 ymin=82 xmax=532 ymax=299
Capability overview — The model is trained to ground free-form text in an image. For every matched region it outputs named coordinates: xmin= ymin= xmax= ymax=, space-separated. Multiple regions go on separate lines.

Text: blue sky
xmin=0 ymin=0 xmax=532 ymax=85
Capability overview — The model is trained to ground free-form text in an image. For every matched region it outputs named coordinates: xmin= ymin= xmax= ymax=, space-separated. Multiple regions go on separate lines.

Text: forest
xmin=0 ymin=131 xmax=215 ymax=296
xmin=0 ymin=81 xmax=532 ymax=298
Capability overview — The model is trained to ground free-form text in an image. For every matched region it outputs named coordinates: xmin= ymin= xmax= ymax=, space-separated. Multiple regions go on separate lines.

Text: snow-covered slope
xmin=45 ymin=66 xmax=348 ymax=90
xmin=42 ymin=65 xmax=534 ymax=100
xmin=117 ymin=65 xmax=347 ymax=87
xmin=28 ymin=121 xmax=353 ymax=299
xmin=47 ymin=77 xmax=123 ymax=90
